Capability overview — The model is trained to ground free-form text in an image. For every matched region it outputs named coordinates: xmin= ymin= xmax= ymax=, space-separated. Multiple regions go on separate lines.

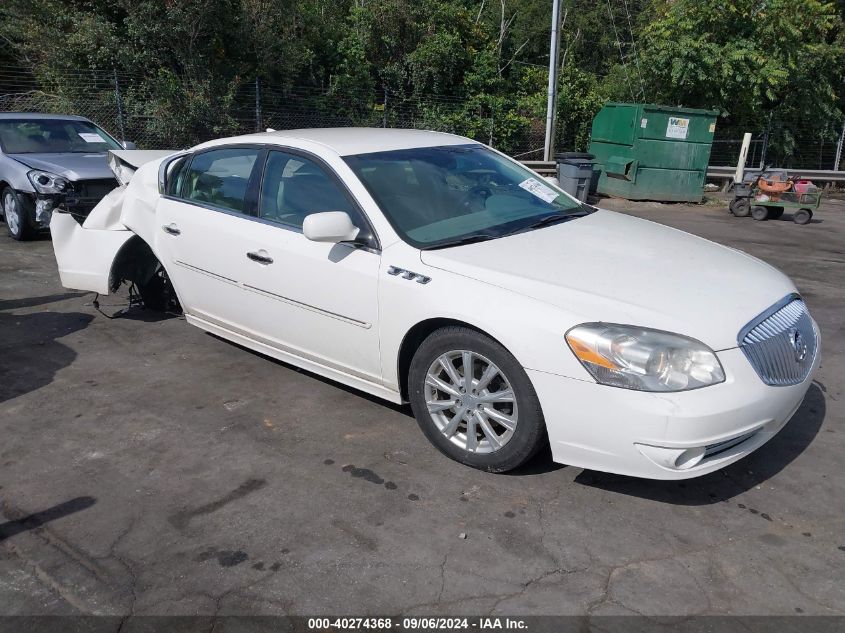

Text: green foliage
xmin=127 ymin=70 xmax=242 ymax=149
xmin=1 ymin=0 xmax=843 ymax=162
xmin=557 ymin=66 xmax=609 ymax=152
xmin=638 ymin=0 xmax=844 ymax=129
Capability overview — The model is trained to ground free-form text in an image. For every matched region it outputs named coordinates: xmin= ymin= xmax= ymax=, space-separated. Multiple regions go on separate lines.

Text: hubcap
xmin=424 ymin=350 xmax=518 ymax=454
xmin=4 ymin=192 xmax=20 ymax=235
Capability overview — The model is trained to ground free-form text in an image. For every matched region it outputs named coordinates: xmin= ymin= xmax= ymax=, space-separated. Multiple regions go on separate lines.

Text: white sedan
xmin=49 ymin=129 xmax=820 ymax=478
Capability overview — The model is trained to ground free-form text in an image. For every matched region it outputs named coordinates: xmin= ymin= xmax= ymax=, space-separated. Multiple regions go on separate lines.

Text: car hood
xmin=420 ymin=210 xmax=796 ymax=351
xmin=9 ymin=152 xmax=113 ymax=181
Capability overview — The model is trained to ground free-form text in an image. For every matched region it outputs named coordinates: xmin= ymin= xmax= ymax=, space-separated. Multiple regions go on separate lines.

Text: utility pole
xmin=543 ymin=0 xmax=563 ymax=162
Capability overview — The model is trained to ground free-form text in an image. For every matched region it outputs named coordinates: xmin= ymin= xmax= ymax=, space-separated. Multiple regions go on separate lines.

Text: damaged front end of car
xmin=26 ymin=168 xmax=69 ymax=228
xmin=50 ymin=149 xmax=182 ymax=314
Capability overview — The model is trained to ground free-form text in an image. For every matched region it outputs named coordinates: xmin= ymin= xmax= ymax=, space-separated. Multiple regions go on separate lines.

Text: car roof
xmin=220 ymin=127 xmax=478 ymax=156
xmin=0 ymin=112 xmax=92 ymax=122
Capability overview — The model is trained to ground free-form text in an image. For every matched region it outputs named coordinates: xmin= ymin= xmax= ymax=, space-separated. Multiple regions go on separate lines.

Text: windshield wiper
xmin=422 ymin=233 xmax=499 ymax=250
xmin=501 ymin=209 xmax=591 ymax=237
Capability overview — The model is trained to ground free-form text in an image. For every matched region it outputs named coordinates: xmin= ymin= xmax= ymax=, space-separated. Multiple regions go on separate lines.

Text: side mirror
xmin=303 ymin=211 xmax=360 ymax=243
xmin=121 ymin=140 xmax=138 ymax=150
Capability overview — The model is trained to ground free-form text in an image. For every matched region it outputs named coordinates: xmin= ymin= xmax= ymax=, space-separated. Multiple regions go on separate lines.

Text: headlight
xmin=27 ymin=170 xmax=70 ymax=194
xmin=565 ymin=323 xmax=725 ymax=392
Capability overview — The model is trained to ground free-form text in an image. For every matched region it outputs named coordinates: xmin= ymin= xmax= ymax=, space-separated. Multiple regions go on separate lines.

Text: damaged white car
xmin=50 ymin=129 xmax=820 ymax=478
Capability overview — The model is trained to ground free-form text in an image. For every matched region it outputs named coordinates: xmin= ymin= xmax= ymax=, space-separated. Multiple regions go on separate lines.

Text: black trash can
xmin=555 ymin=152 xmax=595 ymax=202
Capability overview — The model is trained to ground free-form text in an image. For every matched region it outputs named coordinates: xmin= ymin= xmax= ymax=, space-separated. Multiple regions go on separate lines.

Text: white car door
xmin=229 ymin=149 xmax=382 ymax=383
xmin=154 ymin=146 xmax=264 ymax=324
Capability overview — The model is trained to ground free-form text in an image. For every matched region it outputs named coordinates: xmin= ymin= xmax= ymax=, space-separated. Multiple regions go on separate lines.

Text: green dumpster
xmin=588 ymin=103 xmax=718 ymax=202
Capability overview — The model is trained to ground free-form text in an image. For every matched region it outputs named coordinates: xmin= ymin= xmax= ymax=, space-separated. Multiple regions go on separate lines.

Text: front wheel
xmin=408 ymin=326 xmax=546 ymax=472
xmin=730 ymin=198 xmax=750 ymax=217
xmin=2 ymin=187 xmax=34 ymax=241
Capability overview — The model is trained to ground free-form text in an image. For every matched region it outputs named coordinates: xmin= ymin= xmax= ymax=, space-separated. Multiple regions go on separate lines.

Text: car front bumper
xmin=528 ymin=340 xmax=820 ymax=480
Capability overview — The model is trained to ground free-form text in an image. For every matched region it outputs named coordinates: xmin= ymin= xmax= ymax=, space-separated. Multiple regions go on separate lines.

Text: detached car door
xmin=154 ymin=145 xmax=264 ymax=324
xmin=235 ymin=148 xmax=382 ymax=383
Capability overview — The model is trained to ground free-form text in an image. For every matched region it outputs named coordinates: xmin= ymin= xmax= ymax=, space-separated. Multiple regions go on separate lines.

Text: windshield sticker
xmin=78 ymin=132 xmax=105 ymax=143
xmin=518 ymin=177 xmax=559 ymax=203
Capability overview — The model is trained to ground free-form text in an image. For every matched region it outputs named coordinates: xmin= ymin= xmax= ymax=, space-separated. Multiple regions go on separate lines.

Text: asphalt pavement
xmin=1 ymin=195 xmax=843 ymax=616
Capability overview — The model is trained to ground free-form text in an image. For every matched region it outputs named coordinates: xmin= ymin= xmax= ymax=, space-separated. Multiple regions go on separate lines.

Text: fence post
xmin=834 ymin=120 xmax=845 ymax=171
xmin=383 ymin=89 xmax=388 ymax=128
xmin=255 ymin=77 xmax=262 ymax=132
xmin=759 ymin=114 xmax=772 ymax=168
xmin=735 ymin=132 xmax=751 ymax=184
xmin=112 ymin=67 xmax=126 ymax=144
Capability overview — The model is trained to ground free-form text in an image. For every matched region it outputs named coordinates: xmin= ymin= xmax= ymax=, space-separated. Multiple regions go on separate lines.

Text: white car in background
xmin=49 ymin=129 xmax=820 ymax=478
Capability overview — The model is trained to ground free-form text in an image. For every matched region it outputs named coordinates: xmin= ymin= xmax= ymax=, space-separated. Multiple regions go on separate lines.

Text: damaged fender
xmin=50 ymin=150 xmax=177 ymax=296
xmin=50 ymin=208 xmax=134 ymax=295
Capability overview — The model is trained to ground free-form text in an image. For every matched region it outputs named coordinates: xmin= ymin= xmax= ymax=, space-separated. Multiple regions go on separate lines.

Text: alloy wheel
xmin=3 ymin=191 xmax=20 ymax=235
xmin=424 ymin=350 xmax=518 ymax=454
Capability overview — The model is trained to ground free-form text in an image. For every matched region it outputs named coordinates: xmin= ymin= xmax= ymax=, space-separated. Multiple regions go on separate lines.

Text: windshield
xmin=0 ymin=119 xmax=122 ymax=154
xmin=344 ymin=144 xmax=586 ymax=248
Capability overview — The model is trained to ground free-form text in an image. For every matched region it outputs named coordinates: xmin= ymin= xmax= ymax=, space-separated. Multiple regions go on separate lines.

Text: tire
xmin=768 ymin=208 xmax=784 ymax=220
xmin=793 ymin=208 xmax=812 ymax=225
xmin=751 ymin=205 xmax=770 ymax=221
xmin=731 ymin=198 xmax=750 ymax=217
xmin=2 ymin=187 xmax=34 ymax=240
xmin=408 ymin=326 xmax=546 ymax=472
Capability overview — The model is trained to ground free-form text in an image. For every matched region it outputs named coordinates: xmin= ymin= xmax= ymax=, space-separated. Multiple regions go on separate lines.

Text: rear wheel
xmin=793 ymin=208 xmax=813 ymax=225
xmin=408 ymin=326 xmax=546 ymax=472
xmin=751 ymin=205 xmax=770 ymax=221
xmin=730 ymin=198 xmax=750 ymax=217
xmin=2 ymin=187 xmax=34 ymax=240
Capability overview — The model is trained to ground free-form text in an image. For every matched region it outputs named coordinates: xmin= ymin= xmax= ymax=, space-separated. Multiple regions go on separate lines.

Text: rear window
xmin=0 ymin=119 xmax=122 ymax=154
xmin=180 ymin=148 xmax=260 ymax=214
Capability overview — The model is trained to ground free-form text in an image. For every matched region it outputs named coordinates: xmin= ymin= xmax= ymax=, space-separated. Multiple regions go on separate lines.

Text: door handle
xmin=246 ymin=250 xmax=273 ymax=265
xmin=162 ymin=223 xmax=181 ymax=236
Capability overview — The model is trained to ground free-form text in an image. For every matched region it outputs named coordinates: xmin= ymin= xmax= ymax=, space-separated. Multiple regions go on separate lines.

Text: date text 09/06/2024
xmin=307 ymin=617 xmax=528 ymax=630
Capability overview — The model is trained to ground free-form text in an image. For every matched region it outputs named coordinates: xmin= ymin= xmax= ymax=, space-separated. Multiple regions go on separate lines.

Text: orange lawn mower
xmin=729 ymin=168 xmax=820 ymax=225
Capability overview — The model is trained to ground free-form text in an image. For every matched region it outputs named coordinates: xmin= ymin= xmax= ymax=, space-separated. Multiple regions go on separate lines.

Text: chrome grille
xmin=739 ymin=297 xmax=817 ymax=386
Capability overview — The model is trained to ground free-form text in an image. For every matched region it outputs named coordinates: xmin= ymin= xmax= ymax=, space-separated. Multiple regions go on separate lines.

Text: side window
xmin=259 ymin=151 xmax=359 ymax=230
xmin=182 ymin=148 xmax=260 ymax=214
xmin=165 ymin=155 xmax=190 ymax=197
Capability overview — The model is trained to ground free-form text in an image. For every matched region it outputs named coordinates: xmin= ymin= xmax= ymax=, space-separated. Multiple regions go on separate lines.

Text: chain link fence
xmin=2 ymin=65 xmax=843 ymax=170
xmin=0 ymin=66 xmax=547 ymax=157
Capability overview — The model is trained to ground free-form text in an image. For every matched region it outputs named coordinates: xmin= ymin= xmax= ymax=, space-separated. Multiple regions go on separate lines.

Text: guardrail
xmin=706 ymin=166 xmax=845 ymax=185
xmin=522 ymin=161 xmax=845 ymax=185
xmin=522 ymin=161 xmax=557 ymax=176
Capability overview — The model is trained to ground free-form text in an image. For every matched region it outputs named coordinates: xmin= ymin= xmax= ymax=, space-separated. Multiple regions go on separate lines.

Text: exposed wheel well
xmin=110 ymin=235 xmax=158 ymax=292
xmin=397 ymin=318 xmax=503 ymax=401
xmin=109 ymin=235 xmax=181 ymax=312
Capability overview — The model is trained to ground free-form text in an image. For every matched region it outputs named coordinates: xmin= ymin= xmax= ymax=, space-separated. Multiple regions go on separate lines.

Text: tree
xmin=638 ymin=0 xmax=844 ymax=128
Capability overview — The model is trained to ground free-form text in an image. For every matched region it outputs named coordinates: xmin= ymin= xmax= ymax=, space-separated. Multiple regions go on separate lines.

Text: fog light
xmin=673 ymin=447 xmax=706 ymax=470
xmin=635 ymin=443 xmax=706 ymax=471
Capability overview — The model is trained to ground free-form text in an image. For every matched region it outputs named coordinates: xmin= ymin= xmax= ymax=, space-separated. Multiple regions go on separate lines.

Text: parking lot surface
xmin=1 ymin=196 xmax=844 ymax=616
